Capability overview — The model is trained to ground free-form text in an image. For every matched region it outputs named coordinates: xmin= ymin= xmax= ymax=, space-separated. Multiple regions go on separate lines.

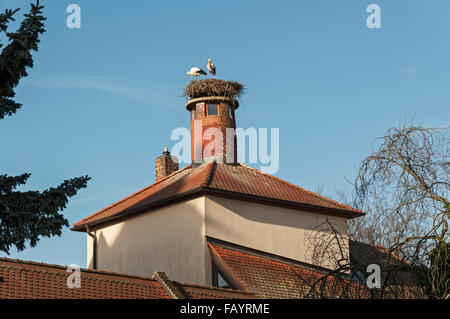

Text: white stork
xmin=187 ymin=67 xmax=207 ymax=79
xmin=206 ymin=58 xmax=216 ymax=76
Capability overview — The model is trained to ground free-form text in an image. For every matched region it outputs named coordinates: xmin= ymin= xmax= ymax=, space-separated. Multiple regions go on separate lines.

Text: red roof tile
xmin=73 ymin=162 xmax=362 ymax=231
xmin=207 ymin=241 xmax=370 ymax=299
xmin=0 ymin=257 xmax=257 ymax=299
xmin=210 ymin=163 xmax=360 ymax=213
xmin=0 ymin=258 xmax=168 ymax=299
xmin=152 ymin=271 xmax=255 ymax=299
xmin=207 ymin=242 xmax=326 ymax=298
xmin=172 ymin=281 xmax=256 ymax=299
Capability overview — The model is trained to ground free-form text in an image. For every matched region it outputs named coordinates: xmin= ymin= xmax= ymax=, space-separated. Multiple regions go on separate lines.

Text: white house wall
xmin=204 ymin=195 xmax=349 ymax=268
xmin=86 ymin=194 xmax=350 ymax=286
xmin=86 ymin=197 xmax=207 ymax=284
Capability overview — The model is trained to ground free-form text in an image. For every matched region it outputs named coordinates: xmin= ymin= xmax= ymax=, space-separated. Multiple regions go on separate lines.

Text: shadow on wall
xmin=91 ymin=195 xmax=207 ymax=285
xmin=88 ymin=188 xmax=350 ymax=284
xmin=89 ymin=169 xmax=196 ymax=270
xmin=204 ymin=195 xmax=349 ymax=269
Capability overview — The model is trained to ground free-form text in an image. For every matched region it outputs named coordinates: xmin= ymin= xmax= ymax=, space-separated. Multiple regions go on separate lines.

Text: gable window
xmin=212 ymin=265 xmax=232 ymax=289
xmin=207 ymin=103 xmax=218 ymax=116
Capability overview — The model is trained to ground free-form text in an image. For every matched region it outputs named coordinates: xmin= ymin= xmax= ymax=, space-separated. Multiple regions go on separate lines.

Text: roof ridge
xmin=238 ymin=163 xmax=360 ymax=213
xmin=209 ymin=242 xmax=327 ymax=280
xmin=211 ymin=242 xmax=369 ymax=291
xmin=152 ymin=271 xmax=186 ymax=299
xmin=373 ymin=244 xmax=409 ymax=264
xmin=0 ymin=257 xmax=68 ymax=271
xmin=207 ymin=237 xmax=332 ymax=274
xmin=350 ymin=240 xmax=408 ymax=264
xmin=207 ymin=242 xmax=252 ymax=293
xmin=172 ymin=280 xmax=254 ymax=294
xmin=73 ymin=165 xmax=193 ymax=227
xmin=0 ymin=263 xmax=160 ymax=288
xmin=202 ymin=160 xmax=217 ymax=188
xmin=0 ymin=257 xmax=159 ymax=282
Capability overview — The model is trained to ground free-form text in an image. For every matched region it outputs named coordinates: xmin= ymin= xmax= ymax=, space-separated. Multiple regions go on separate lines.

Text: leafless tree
xmin=303 ymin=218 xmax=366 ymax=299
xmin=300 ymin=125 xmax=448 ymax=299
xmin=349 ymin=125 xmax=449 ymax=298
xmin=303 ymin=219 xmax=425 ymax=299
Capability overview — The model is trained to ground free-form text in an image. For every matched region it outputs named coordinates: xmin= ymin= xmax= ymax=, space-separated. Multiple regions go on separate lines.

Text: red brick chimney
xmin=186 ymin=97 xmax=238 ymax=164
xmin=155 ymin=147 xmax=179 ymax=181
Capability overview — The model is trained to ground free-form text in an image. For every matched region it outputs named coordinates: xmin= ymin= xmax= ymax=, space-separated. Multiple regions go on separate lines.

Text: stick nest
xmin=184 ymin=79 xmax=245 ymax=100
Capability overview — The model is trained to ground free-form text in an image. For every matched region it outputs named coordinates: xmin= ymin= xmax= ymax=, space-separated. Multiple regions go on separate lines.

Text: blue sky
xmin=1 ymin=0 xmax=449 ymax=267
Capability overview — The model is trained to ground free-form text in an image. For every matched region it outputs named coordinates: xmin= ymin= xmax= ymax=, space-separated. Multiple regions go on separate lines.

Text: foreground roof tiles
xmin=73 ymin=162 xmax=362 ymax=230
xmin=152 ymin=270 xmax=254 ymax=299
xmin=172 ymin=282 xmax=255 ymax=299
xmin=0 ymin=258 xmax=168 ymax=299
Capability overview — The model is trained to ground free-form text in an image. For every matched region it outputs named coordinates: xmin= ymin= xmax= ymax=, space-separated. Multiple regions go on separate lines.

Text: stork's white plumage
xmin=207 ymin=59 xmax=216 ymax=76
xmin=187 ymin=67 xmax=207 ymax=78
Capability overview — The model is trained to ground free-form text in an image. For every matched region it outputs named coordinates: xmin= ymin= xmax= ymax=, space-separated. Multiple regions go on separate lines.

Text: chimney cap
xmin=156 ymin=147 xmax=179 ymax=181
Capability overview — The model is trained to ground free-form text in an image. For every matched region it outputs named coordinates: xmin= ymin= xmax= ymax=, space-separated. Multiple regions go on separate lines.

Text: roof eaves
xmin=72 ymin=185 xmax=363 ymax=232
xmin=202 ymin=187 xmax=364 ymax=219
xmin=72 ymin=165 xmax=193 ymax=228
xmin=71 ymin=186 xmax=208 ymax=232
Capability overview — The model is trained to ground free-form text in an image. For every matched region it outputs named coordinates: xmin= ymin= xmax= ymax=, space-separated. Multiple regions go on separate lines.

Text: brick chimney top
xmin=155 ymin=147 xmax=179 ymax=181
xmin=187 ymin=96 xmax=238 ymax=164
xmin=184 ymin=79 xmax=244 ymax=165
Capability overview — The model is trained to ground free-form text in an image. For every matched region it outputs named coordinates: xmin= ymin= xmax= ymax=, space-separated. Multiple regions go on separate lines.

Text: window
xmin=212 ymin=265 xmax=232 ymax=289
xmin=192 ymin=109 xmax=197 ymax=119
xmin=207 ymin=103 xmax=218 ymax=116
xmin=349 ymin=262 xmax=367 ymax=284
xmin=229 ymin=107 xmax=234 ymax=119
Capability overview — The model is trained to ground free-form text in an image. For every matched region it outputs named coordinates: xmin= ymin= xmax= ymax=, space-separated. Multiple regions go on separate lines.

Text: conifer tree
xmin=0 ymin=1 xmax=90 ymax=254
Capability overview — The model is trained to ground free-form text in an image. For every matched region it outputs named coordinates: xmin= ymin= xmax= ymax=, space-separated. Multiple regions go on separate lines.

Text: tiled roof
xmin=209 ymin=163 xmax=359 ymax=213
xmin=0 ymin=257 xmax=255 ymax=299
xmin=73 ymin=162 xmax=362 ymax=231
xmin=152 ymin=271 xmax=255 ymax=299
xmin=0 ymin=258 xmax=168 ymax=299
xmin=207 ymin=241 xmax=370 ymax=299
xmin=350 ymin=240 xmax=408 ymax=267
xmin=349 ymin=240 xmax=417 ymax=286
xmin=207 ymin=242 xmax=326 ymax=298
xmin=172 ymin=282 xmax=256 ymax=299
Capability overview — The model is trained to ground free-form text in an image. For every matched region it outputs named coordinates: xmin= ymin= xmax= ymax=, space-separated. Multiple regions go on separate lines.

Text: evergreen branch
xmin=0 ymin=175 xmax=91 ymax=253
xmin=0 ymin=1 xmax=46 ymax=120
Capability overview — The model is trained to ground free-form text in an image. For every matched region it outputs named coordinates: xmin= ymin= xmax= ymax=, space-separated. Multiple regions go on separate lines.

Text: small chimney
xmin=155 ymin=147 xmax=179 ymax=181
